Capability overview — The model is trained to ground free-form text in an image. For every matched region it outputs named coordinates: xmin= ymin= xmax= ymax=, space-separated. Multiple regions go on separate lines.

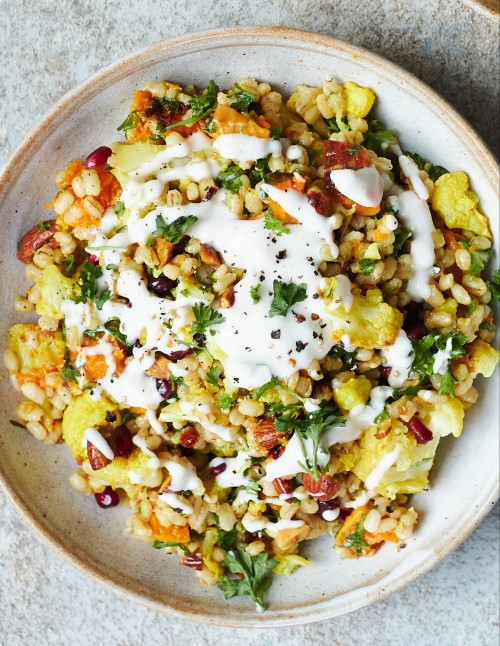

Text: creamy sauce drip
xmin=84 ymin=426 xmax=114 ymax=460
xmin=432 ymin=337 xmax=454 ymax=375
xmin=382 ymin=329 xmax=414 ymax=388
xmin=213 ymin=134 xmax=282 ymax=163
xmin=329 ymin=167 xmax=384 ymax=207
xmin=389 ymin=191 xmax=435 ymax=301
xmin=365 ymin=444 xmax=402 ymax=489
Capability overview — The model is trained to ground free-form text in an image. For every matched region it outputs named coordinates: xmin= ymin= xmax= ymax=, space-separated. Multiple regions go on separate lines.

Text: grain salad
xmin=5 ymin=76 xmax=499 ymax=611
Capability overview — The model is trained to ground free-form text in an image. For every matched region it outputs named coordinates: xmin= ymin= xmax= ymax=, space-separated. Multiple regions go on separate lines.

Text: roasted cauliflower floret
xmin=333 ymin=375 xmax=372 ymax=411
xmin=468 ymin=338 xmax=500 ymax=378
xmin=431 ymin=171 xmax=491 ymax=238
xmin=36 ymin=265 xmax=75 ymax=320
xmin=342 ymin=82 xmax=375 ymax=119
xmin=326 ymin=288 xmax=403 ymax=349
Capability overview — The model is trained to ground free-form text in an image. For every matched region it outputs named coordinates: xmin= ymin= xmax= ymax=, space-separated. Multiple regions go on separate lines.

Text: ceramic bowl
xmin=462 ymin=0 xmax=499 ymax=20
xmin=0 ymin=27 xmax=498 ymax=627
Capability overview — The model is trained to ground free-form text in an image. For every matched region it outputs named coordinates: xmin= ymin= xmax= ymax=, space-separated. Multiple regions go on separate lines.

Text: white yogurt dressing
xmin=432 ymin=337 xmax=454 ymax=375
xmin=329 ymin=166 xmax=384 ymax=207
xmin=389 ymin=191 xmax=435 ymax=301
xmin=158 ymin=492 xmax=194 ymax=515
xmin=322 ymin=508 xmax=340 ymax=522
xmin=209 ymin=452 xmax=251 ymax=488
xmin=382 ymin=329 xmax=414 ymax=388
xmin=322 ymin=386 xmax=394 ymax=447
xmin=213 ymin=134 xmax=282 ymax=163
xmin=241 ymin=513 xmax=305 ymax=537
xmin=365 ymin=444 xmax=402 ymax=490
xmin=261 ymin=432 xmax=330 ymax=482
xmin=163 ymin=458 xmax=204 ymax=493
xmin=398 ymin=154 xmax=430 ymax=201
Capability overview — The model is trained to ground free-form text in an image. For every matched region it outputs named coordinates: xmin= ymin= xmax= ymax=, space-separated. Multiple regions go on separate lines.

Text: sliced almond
xmin=87 ymin=441 xmax=111 ymax=471
xmin=200 ymin=243 xmax=221 ymax=266
xmin=17 ymin=220 xmax=58 ymax=263
xmin=155 ymin=238 xmax=176 ymax=268
xmin=220 ymin=285 xmax=235 ymax=309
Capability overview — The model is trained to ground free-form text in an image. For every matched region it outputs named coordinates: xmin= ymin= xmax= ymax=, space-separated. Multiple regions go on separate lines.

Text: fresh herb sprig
xmin=263 ymin=211 xmax=291 ymax=236
xmin=229 ymin=82 xmax=258 ymax=112
xmin=362 ymin=120 xmax=396 ymax=154
xmin=164 ymin=80 xmax=220 ymax=131
xmin=269 ymin=280 xmax=307 ymax=317
xmin=217 ymin=547 xmax=278 ymax=611
xmin=62 ymin=347 xmax=80 ymax=384
xmin=73 ymin=260 xmax=111 ymax=311
xmin=146 ymin=215 xmax=198 ymax=246
xmin=487 ymin=269 xmax=500 ymax=303
xmin=191 ymin=303 xmax=224 ymax=336
xmin=344 ymin=512 xmax=369 ymax=556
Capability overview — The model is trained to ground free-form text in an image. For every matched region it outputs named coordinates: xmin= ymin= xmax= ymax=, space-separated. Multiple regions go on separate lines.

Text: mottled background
xmin=0 ymin=1 xmax=498 ymax=645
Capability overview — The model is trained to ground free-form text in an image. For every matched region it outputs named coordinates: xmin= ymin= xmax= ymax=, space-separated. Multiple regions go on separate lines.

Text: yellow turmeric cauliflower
xmin=468 ymin=338 xmax=500 ymax=378
xmin=333 ymin=375 xmax=372 ymax=411
xmin=326 ymin=288 xmax=403 ymax=349
xmin=343 ymin=82 xmax=375 ymax=118
xmin=431 ymin=171 xmax=492 ymax=238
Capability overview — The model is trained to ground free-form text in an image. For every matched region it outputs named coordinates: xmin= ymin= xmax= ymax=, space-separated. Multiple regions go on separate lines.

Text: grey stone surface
xmin=0 ymin=1 xmax=498 ymax=644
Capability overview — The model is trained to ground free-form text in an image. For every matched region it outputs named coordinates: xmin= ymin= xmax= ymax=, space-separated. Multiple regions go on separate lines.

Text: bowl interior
xmin=0 ymin=28 xmax=498 ymax=626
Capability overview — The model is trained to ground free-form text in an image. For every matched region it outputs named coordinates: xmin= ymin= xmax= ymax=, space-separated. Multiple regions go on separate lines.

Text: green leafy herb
xmin=191 ymin=303 xmax=224 ymax=336
xmin=271 ymin=127 xmax=283 ymax=140
xmin=217 ymin=528 xmax=238 ymax=551
xmin=114 ymin=200 xmax=125 ymax=217
xmin=404 ymin=151 xmax=449 ymax=182
xmin=373 ymin=409 xmax=390 ymax=425
xmin=439 ymin=369 xmax=457 ymax=396
xmin=358 ymin=258 xmax=376 ymax=275
xmin=104 ymin=318 xmax=131 ymax=351
xmin=275 ymin=403 xmax=343 ymax=480
xmin=468 ymin=299 xmax=478 ymax=314
xmin=249 ymin=156 xmax=271 ymax=187
xmin=362 ymin=120 xmax=396 ymax=154
xmin=230 ymin=82 xmax=258 ymax=112
xmin=250 ymin=283 xmax=261 ymax=304
xmin=152 ymin=540 xmax=190 ymax=556
xmin=457 ymin=241 xmax=493 ymax=276
xmin=106 ymin=263 xmax=119 ymax=271
xmin=9 ymin=420 xmax=26 ymax=429
xmin=61 ymin=254 xmax=75 ymax=277
xmin=328 ymin=344 xmax=357 ymax=368
xmin=218 ymin=392 xmax=237 ymax=410
xmin=205 ymin=117 xmax=216 ymax=134
xmin=121 ymin=409 xmax=138 ymax=425
xmin=217 ymin=165 xmax=244 ymax=193
xmin=252 ymin=377 xmax=303 ymax=402
xmin=392 ymin=226 xmax=412 ymax=257
xmin=217 ymin=547 xmax=278 ymax=610
xmin=146 ymin=214 xmax=198 ymax=246
xmin=83 ymin=328 xmax=100 ymax=340
xmin=487 ymin=269 xmax=500 ymax=303
xmin=38 ymin=220 xmax=50 ymax=231
xmin=165 ymin=80 xmax=219 ymax=131
xmin=73 ymin=260 xmax=111 ymax=310
xmin=154 ymin=96 xmax=182 ymax=109
xmin=410 ymin=332 xmax=466 ymax=396
xmin=325 ymin=116 xmax=350 ymax=134
xmin=117 ymin=111 xmax=140 ymax=132
xmin=207 ymin=365 xmax=223 ymax=386
xmin=349 ymin=144 xmax=361 ymax=154
xmin=263 ymin=211 xmax=291 ymax=236
xmin=269 ymin=280 xmax=307 ymax=317
xmin=344 ymin=512 xmax=369 ymax=556
xmin=480 ymin=320 xmax=496 ymax=333
xmin=62 ymin=347 xmax=80 ymax=384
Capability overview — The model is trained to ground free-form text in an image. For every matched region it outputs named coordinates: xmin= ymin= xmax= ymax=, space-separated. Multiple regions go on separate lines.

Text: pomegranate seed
xmin=114 ymin=425 xmax=133 ymax=457
xmin=406 ymin=323 xmax=426 ymax=340
xmin=88 ymin=254 xmax=99 ymax=265
xmin=209 ymin=461 xmax=226 ymax=476
xmin=379 ymin=365 xmax=392 ymax=382
xmin=268 ymin=444 xmax=285 ymax=461
xmin=156 ymin=378 xmax=173 ymax=399
xmin=181 ymin=549 xmax=203 ymax=570
xmin=179 ymin=426 xmax=199 ymax=448
xmin=85 ymin=146 xmax=112 ymax=168
xmin=167 ymin=348 xmax=194 ymax=361
xmin=406 ymin=414 xmax=433 ymax=444
xmin=147 ymin=273 xmax=176 ymax=298
xmin=95 ymin=486 xmax=119 ymax=508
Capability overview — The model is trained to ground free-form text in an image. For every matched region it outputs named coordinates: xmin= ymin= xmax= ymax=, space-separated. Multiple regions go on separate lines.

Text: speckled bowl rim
xmin=461 ymin=0 xmax=499 ymax=20
xmin=0 ymin=26 xmax=498 ymax=627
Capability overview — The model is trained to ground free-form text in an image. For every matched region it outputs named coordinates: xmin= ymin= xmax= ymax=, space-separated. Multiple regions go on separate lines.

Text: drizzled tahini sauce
xmin=432 ymin=337 xmax=454 ymax=374
xmin=365 ymin=444 xmax=402 ymax=490
xmin=329 ymin=167 xmax=384 ymax=207
xmin=213 ymin=134 xmax=282 ymax=163
xmin=382 ymin=329 xmax=414 ymax=388
xmin=389 ymin=191 xmax=435 ymax=301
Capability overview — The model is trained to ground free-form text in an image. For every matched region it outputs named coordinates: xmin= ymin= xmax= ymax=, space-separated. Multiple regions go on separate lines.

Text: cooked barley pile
xmin=5 ymin=76 xmax=499 ymax=610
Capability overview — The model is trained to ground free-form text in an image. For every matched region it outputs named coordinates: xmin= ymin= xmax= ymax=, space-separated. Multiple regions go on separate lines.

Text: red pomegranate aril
xmin=268 ymin=444 xmax=285 ymax=461
xmin=181 ymin=549 xmax=203 ymax=570
xmin=406 ymin=322 xmax=426 ymax=340
xmin=95 ymin=486 xmax=119 ymax=508
xmin=156 ymin=378 xmax=173 ymax=399
xmin=209 ymin=462 xmax=227 ymax=476
xmin=114 ymin=425 xmax=133 ymax=457
xmin=88 ymin=254 xmax=99 ymax=265
xmin=379 ymin=365 xmax=392 ymax=381
xmin=167 ymin=348 xmax=194 ymax=361
xmin=406 ymin=414 xmax=433 ymax=444
xmin=85 ymin=146 xmax=112 ymax=168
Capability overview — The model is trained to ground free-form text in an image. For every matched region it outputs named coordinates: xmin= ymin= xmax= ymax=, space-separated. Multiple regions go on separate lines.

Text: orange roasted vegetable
xmin=149 ymin=513 xmax=191 ymax=543
xmin=211 ymin=104 xmax=270 ymax=138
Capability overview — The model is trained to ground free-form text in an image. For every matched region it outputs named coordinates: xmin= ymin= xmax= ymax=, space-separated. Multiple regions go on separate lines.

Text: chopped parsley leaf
xmin=191 ymin=303 xmax=224 ymax=336
xmin=250 ymin=283 xmax=261 ymax=303
xmin=217 ymin=527 xmax=238 ymax=551
xmin=217 ymin=547 xmax=278 ymax=611
xmin=38 ymin=220 xmax=51 ymax=231
xmin=146 ymin=214 xmax=198 ymax=246
xmin=165 ymin=80 xmax=219 ymax=130
xmin=72 ymin=260 xmax=111 ymax=310
xmin=217 ymin=165 xmax=244 ymax=193
xmin=113 ymin=200 xmax=125 ymax=217
xmin=362 ymin=120 xmax=396 ymax=154
xmin=487 ymin=269 xmax=500 ymax=303
xmin=62 ymin=347 xmax=80 ymax=384
xmin=218 ymin=392 xmax=237 ymax=410
xmin=263 ymin=211 xmax=291 ymax=236
xmin=206 ymin=365 xmax=223 ymax=386
xmin=152 ymin=540 xmax=190 ymax=556
xmin=344 ymin=512 xmax=369 ymax=556
xmin=392 ymin=226 xmax=412 ymax=257
xmin=229 ymin=82 xmax=258 ymax=112
xmin=61 ymin=254 xmax=75 ymax=277
xmin=458 ymin=241 xmax=493 ymax=277
xmin=404 ymin=150 xmax=449 ymax=182
xmin=269 ymin=280 xmax=307 ymax=318
xmin=358 ymin=258 xmax=376 ymax=275
xmin=117 ymin=111 xmax=140 ymax=132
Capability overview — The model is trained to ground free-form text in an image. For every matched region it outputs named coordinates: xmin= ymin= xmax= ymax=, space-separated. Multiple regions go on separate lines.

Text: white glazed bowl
xmin=0 ymin=27 xmax=498 ymax=627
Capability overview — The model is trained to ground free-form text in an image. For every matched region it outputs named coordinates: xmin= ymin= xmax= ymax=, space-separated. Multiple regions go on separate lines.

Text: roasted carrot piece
xmin=149 ymin=513 xmax=191 ymax=543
